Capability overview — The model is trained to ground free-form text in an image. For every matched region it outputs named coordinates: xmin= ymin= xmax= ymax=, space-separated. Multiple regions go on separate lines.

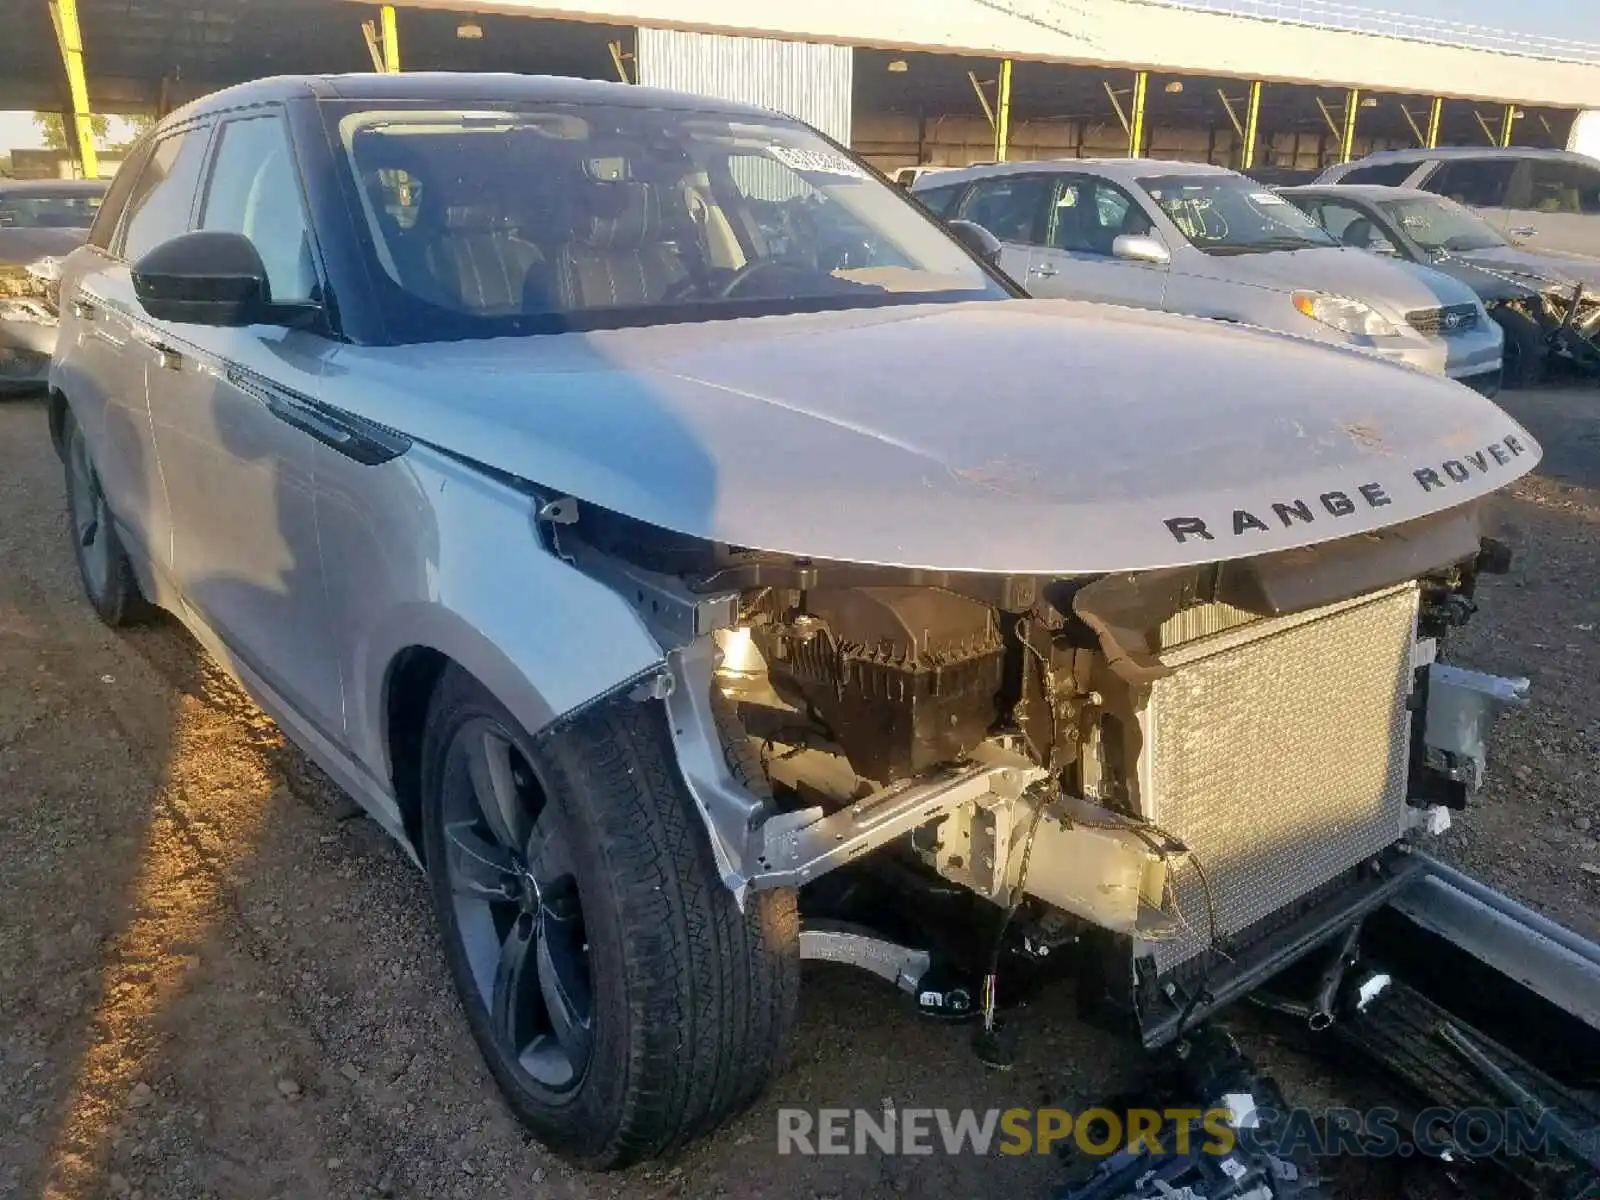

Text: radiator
xmin=1140 ymin=583 xmax=1419 ymax=974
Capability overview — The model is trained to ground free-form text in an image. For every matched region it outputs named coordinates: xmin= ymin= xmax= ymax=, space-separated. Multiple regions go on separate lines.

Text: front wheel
xmin=61 ymin=409 xmax=151 ymax=627
xmin=419 ymin=668 xmax=798 ymax=1168
xmin=1492 ymin=306 xmax=1546 ymax=389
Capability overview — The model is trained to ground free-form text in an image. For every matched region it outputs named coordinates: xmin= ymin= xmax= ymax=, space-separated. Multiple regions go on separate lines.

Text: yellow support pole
xmin=380 ymin=5 xmax=400 ymax=73
xmin=1499 ymin=103 xmax=1517 ymax=147
xmin=1242 ymin=80 xmax=1262 ymax=170
xmin=1128 ymin=70 xmax=1148 ymax=157
xmin=994 ymin=58 xmax=1013 ymax=162
xmin=1339 ymin=87 xmax=1360 ymax=163
xmin=47 ymin=0 xmax=97 ymax=179
xmin=1427 ymin=97 xmax=1443 ymax=148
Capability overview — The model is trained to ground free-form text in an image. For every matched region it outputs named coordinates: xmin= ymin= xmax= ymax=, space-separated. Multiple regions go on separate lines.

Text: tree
xmin=33 ymin=111 xmax=111 ymax=151
xmin=107 ymin=112 xmax=157 ymax=154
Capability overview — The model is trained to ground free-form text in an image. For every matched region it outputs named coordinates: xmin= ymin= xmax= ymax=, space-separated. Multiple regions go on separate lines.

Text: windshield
xmin=1376 ymin=196 xmax=1507 ymax=254
xmin=326 ymin=101 xmax=1008 ymax=342
xmin=0 ymin=189 xmax=103 ymax=229
xmin=1137 ymin=174 xmax=1338 ymax=254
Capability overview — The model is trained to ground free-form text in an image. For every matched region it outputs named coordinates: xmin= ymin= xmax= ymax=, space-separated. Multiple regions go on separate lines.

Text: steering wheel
xmin=714 ymin=258 xmax=810 ymax=299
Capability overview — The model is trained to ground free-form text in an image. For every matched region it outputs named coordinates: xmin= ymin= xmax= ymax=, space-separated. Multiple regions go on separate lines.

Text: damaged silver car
xmin=50 ymin=73 xmax=1539 ymax=1169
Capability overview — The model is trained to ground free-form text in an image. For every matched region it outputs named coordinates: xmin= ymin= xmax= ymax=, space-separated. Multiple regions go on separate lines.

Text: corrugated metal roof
xmin=635 ymin=28 xmax=852 ymax=145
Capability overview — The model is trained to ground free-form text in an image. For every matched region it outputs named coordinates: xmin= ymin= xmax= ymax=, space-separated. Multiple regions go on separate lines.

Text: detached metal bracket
xmin=747 ymin=747 xmax=1047 ymax=890
xmin=558 ymin=531 xmax=737 ymax=649
xmin=799 ymin=921 xmax=931 ymax=994
xmin=1422 ymin=663 xmax=1530 ymax=791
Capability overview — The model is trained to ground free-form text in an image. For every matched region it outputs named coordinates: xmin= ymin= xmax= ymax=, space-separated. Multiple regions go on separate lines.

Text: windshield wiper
xmin=1201 ymin=237 xmax=1327 ymax=255
xmin=1250 ymin=236 xmax=1331 ymax=250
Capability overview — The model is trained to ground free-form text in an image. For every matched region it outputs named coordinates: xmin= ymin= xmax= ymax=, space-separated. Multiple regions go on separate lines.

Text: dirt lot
xmin=1 ymin=384 xmax=1597 ymax=1200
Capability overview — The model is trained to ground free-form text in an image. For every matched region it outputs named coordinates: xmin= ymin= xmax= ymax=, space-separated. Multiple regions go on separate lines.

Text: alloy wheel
xmin=440 ymin=719 xmax=594 ymax=1091
xmin=66 ymin=429 xmax=112 ymax=600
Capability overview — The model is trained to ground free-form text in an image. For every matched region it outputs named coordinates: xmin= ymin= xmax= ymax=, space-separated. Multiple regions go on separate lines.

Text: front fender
xmin=314 ymin=440 xmax=665 ymax=788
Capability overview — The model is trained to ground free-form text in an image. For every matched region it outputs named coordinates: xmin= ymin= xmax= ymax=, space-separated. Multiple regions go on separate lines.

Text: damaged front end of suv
xmin=522 ymin=349 xmax=1539 ymax=1052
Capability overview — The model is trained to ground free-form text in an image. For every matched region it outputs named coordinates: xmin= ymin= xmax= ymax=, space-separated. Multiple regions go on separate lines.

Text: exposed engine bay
xmin=1489 ymin=275 xmax=1600 ymax=376
xmin=550 ymin=497 xmax=1530 ymax=1044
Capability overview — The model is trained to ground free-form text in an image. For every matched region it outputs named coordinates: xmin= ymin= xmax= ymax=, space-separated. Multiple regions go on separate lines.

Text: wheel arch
xmin=381 ymin=643 xmax=454 ymax=851
xmin=371 ymin=614 xmax=666 ymax=856
xmin=47 ymin=387 xmax=72 ymax=460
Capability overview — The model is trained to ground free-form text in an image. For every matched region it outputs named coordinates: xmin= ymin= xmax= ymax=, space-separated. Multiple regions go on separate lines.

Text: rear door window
xmin=1421 ymin=159 xmax=1517 ymax=208
xmin=1524 ymin=160 xmax=1600 ymax=215
xmin=115 ymin=126 xmax=210 ymax=261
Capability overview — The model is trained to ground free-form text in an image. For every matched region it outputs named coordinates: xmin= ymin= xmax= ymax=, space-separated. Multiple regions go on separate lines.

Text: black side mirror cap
xmin=944 ymin=218 xmax=1005 ymax=271
xmin=132 ymin=230 xmax=317 ymax=329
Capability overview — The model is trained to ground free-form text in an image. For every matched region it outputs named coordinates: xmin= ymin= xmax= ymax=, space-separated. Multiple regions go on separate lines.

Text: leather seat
xmin=423 ymin=202 xmax=545 ymax=315
xmin=552 ymin=182 xmax=685 ymax=310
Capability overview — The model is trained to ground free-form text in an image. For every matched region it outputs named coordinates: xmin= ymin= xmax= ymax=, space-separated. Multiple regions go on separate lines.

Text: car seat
xmin=551 ymin=181 xmax=686 ymax=310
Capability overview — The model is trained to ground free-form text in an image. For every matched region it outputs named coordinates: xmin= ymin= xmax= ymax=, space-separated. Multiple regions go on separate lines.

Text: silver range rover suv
xmin=49 ymin=71 xmax=1537 ymax=1168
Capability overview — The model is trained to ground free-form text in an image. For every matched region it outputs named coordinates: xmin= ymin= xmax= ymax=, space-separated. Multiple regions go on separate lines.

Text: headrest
xmin=573 ymin=181 xmax=657 ymax=251
xmin=443 ymin=203 xmax=508 ymax=232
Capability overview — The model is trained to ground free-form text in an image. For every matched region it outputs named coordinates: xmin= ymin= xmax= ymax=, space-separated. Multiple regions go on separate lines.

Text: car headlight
xmin=1292 ymin=292 xmax=1400 ymax=338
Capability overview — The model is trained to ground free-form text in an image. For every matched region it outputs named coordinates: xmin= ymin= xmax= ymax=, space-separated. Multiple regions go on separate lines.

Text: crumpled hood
xmin=328 ymin=299 xmax=1540 ymax=574
xmin=1186 ymin=244 xmax=1478 ymax=314
xmin=1447 ymin=244 xmax=1600 ymax=293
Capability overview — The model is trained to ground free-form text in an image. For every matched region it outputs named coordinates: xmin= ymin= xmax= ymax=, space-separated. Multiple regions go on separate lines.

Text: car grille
xmin=1141 ymin=584 xmax=1418 ymax=974
xmin=1408 ymin=303 xmax=1480 ymax=336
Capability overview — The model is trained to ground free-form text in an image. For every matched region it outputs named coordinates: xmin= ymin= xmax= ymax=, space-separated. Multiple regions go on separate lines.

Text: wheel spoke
xmin=523 ymin=807 xmax=576 ymax=895
xmin=490 ymin=911 xmax=540 ymax=1057
xmin=443 ymin=820 xmax=522 ymax=904
xmin=535 ymin=905 xmax=593 ymax=1072
xmin=464 ymin=727 xmax=529 ymax=852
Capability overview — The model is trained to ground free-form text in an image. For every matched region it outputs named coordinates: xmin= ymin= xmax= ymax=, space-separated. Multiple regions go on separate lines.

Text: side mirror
xmin=945 ymin=218 xmax=1005 ymax=269
xmin=132 ymin=231 xmax=314 ymax=328
xmin=1112 ymin=233 xmax=1171 ymax=266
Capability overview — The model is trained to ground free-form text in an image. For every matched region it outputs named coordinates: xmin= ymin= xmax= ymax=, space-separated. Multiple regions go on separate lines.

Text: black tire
xmin=61 ymin=408 xmax=152 ymax=628
xmin=419 ymin=667 xmax=799 ymax=1168
xmin=1492 ymin=306 xmax=1546 ymax=389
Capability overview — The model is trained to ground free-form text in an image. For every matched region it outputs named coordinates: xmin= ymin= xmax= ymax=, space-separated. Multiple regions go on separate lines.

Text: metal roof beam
xmin=47 ymin=0 xmax=98 ymax=178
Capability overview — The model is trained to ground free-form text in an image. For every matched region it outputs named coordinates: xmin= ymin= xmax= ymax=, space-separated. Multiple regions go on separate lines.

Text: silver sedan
xmin=914 ymin=159 xmax=1504 ymax=393
xmin=0 ymin=179 xmax=105 ymax=393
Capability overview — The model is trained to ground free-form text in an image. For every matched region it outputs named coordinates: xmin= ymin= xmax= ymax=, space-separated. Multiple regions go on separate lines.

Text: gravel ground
xmin=0 ymin=384 xmax=1596 ymax=1200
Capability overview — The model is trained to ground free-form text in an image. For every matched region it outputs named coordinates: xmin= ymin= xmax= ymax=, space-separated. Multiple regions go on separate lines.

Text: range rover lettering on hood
xmin=1164 ymin=431 xmax=1531 ymax=544
xmin=331 ymin=299 xmax=1545 ymax=575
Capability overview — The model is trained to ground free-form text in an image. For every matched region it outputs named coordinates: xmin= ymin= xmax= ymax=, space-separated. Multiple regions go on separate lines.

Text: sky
xmin=0 ymin=0 xmax=1596 ymax=156
xmin=1360 ymin=0 xmax=1597 ymax=41
xmin=0 ymin=111 xmax=139 ymax=155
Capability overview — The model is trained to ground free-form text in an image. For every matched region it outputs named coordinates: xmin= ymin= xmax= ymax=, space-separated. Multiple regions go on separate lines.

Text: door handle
xmin=1509 ymin=226 xmax=1537 ymax=238
xmin=71 ymin=299 xmax=97 ymax=320
xmin=1029 ymin=263 xmax=1059 ymax=278
xmin=132 ymin=328 xmax=182 ymax=370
